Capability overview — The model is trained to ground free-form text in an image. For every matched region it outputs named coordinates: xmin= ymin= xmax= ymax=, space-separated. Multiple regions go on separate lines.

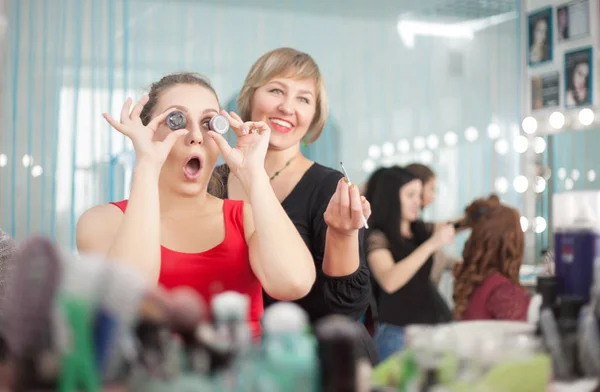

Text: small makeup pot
xmin=208 ymin=115 xmax=229 ymax=135
xmin=166 ymin=110 xmax=187 ymax=131
xmin=166 ymin=111 xmax=229 ymax=135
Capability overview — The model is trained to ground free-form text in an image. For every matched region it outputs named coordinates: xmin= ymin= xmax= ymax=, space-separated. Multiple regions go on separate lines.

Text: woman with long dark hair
xmin=453 ymin=195 xmax=530 ymax=321
xmin=365 ymin=166 xmax=454 ymax=361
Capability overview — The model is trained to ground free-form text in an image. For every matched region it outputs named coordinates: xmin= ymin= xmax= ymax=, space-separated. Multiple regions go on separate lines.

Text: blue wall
xmin=1 ymin=0 xmax=523 ymax=253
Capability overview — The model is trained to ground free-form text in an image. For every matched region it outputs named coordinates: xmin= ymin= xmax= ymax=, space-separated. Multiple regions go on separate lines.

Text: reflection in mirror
xmin=540 ymin=127 xmax=600 ymax=262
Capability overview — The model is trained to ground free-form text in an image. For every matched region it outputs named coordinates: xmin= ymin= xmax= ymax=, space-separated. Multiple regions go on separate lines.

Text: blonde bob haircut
xmin=237 ymin=47 xmax=329 ymax=145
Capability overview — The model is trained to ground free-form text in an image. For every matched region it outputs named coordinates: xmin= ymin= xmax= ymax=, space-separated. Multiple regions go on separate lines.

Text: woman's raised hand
xmin=324 ymin=178 xmax=372 ymax=236
xmin=431 ymin=223 xmax=456 ymax=248
xmin=102 ymin=96 xmax=188 ymax=169
xmin=207 ymin=110 xmax=270 ymax=184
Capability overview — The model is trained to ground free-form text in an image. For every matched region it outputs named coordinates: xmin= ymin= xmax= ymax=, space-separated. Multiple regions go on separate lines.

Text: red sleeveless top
xmin=462 ymin=273 xmax=530 ymax=321
xmin=109 ymin=199 xmax=263 ymax=337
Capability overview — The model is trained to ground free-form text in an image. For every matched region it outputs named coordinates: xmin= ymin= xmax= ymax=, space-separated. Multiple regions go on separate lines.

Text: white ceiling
xmin=190 ymin=0 xmax=517 ymax=22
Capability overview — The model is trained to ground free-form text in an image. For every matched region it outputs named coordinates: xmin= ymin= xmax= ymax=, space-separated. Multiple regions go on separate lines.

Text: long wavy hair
xmin=452 ymin=195 xmax=525 ymax=319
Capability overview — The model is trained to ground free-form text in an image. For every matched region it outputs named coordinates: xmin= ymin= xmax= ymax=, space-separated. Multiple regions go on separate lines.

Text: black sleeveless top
xmin=216 ymin=164 xmax=372 ymax=322
xmin=366 ymin=224 xmax=443 ymax=327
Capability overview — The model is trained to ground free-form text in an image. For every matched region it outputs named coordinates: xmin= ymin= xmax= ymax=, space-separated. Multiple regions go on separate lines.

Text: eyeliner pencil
xmin=340 ymin=162 xmax=369 ymax=229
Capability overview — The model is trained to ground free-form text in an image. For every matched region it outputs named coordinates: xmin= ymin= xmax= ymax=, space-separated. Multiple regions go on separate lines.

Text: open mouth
xmin=183 ymin=156 xmax=202 ymax=180
xmin=269 ymin=118 xmax=294 ymax=134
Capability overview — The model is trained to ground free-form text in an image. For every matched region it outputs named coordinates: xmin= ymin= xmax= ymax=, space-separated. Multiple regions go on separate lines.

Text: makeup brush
xmin=168 ymin=287 xmax=206 ymax=333
xmin=209 ymin=291 xmax=252 ymax=374
xmin=314 ymin=314 xmax=367 ymax=392
xmin=0 ymin=229 xmax=17 ymax=317
xmin=168 ymin=287 xmax=209 ymax=374
xmin=340 ymin=162 xmax=369 ymax=229
xmin=5 ymin=237 xmax=62 ymax=358
xmin=0 ymin=229 xmax=17 ymax=360
xmin=211 ymin=291 xmax=252 ymax=348
xmin=97 ymin=262 xmax=148 ymax=383
xmin=131 ymin=286 xmax=178 ymax=380
xmin=57 ymin=253 xmax=109 ymax=392
xmin=5 ymin=236 xmax=63 ymax=390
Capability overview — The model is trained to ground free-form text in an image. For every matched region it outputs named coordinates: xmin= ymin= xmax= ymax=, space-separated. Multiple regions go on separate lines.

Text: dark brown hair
xmin=140 ymin=72 xmax=219 ymax=126
xmin=365 ymin=166 xmax=429 ymax=246
xmin=405 ymin=163 xmax=436 ymax=185
xmin=452 ymin=195 xmax=525 ymax=319
xmin=140 ymin=72 xmax=223 ymax=195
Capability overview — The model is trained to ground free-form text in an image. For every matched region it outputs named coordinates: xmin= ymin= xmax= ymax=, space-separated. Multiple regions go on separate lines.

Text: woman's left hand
xmin=208 ymin=110 xmax=270 ymax=184
xmin=324 ymin=178 xmax=371 ymax=236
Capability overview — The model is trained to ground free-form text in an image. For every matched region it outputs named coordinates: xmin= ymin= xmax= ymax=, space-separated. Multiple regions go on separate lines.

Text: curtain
xmin=1 ymin=0 xmax=522 ymax=258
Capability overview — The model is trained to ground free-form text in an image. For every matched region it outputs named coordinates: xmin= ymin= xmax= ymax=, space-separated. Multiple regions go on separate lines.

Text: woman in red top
xmin=75 ymin=72 xmax=326 ymax=336
xmin=453 ymin=195 xmax=531 ymax=321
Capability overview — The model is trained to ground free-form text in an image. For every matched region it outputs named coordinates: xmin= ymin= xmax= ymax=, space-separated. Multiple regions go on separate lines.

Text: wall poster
xmin=564 ymin=47 xmax=593 ymax=107
xmin=557 ymin=0 xmax=590 ymax=42
xmin=528 ymin=7 xmax=553 ymax=66
xmin=532 ymin=72 xmax=560 ymax=110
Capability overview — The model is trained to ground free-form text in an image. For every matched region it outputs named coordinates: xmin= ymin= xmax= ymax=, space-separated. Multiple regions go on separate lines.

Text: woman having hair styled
xmin=365 ymin=166 xmax=455 ymax=361
xmin=453 ymin=195 xmax=530 ymax=321
xmin=217 ymin=48 xmax=372 ymax=325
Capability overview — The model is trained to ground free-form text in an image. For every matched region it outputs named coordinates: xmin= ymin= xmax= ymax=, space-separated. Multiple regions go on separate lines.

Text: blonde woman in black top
xmin=218 ymin=47 xmax=372 ymax=321
xmin=217 ymin=47 xmax=377 ymax=363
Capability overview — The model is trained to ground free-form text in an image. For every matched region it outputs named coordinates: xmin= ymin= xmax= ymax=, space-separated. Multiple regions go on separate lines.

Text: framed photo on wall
xmin=564 ymin=47 xmax=593 ymax=107
xmin=531 ymin=72 xmax=560 ymax=110
xmin=556 ymin=0 xmax=589 ymax=42
xmin=528 ymin=7 xmax=553 ymax=66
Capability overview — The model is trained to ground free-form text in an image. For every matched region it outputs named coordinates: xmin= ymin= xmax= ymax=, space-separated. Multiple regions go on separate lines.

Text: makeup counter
xmin=0 ymin=236 xmax=377 ymax=392
xmin=2 ymin=191 xmax=600 ymax=391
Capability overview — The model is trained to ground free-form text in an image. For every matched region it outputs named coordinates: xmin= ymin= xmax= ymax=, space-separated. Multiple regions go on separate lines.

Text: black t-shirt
xmin=217 ymin=163 xmax=371 ymax=322
xmin=366 ymin=225 xmax=440 ymax=327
